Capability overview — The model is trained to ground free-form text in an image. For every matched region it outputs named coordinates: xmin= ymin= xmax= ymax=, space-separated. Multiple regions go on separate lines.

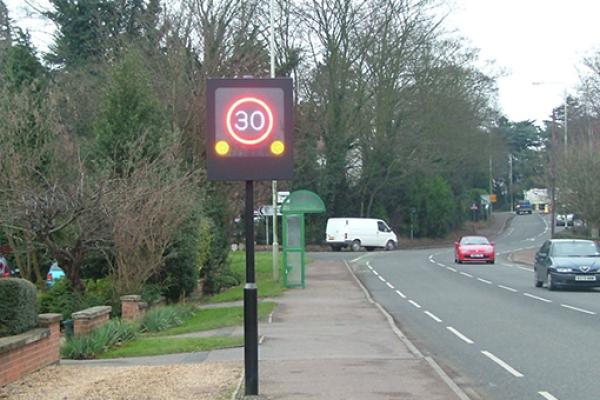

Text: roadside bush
xmin=39 ymin=278 xmax=81 ymax=320
xmin=161 ymin=216 xmax=199 ymax=302
xmin=197 ymin=217 xmax=238 ymax=294
xmin=141 ymin=304 xmax=196 ymax=333
xmin=0 ymin=278 xmax=38 ymax=336
xmin=61 ymin=319 xmax=138 ymax=359
xmin=409 ymin=176 xmax=458 ymax=238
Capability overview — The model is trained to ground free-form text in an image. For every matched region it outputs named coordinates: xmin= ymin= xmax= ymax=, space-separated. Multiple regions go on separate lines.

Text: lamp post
xmin=270 ymin=0 xmax=279 ymax=282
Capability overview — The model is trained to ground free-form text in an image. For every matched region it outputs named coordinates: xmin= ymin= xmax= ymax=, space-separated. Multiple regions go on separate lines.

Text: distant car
xmin=0 ymin=257 xmax=10 ymax=278
xmin=46 ymin=263 xmax=65 ymax=287
xmin=534 ymin=239 xmax=600 ymax=290
xmin=515 ymin=200 xmax=533 ymax=215
xmin=454 ymin=236 xmax=495 ymax=264
xmin=555 ymin=214 xmax=574 ymax=227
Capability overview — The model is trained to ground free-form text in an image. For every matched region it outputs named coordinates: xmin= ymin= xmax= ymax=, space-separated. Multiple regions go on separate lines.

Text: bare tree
xmin=105 ymin=144 xmax=197 ymax=295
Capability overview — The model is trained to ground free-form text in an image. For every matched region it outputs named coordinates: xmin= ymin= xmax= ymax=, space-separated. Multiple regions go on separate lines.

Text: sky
xmin=5 ymin=0 xmax=600 ymax=125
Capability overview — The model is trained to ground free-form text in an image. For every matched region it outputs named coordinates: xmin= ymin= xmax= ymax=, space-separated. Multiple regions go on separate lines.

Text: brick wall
xmin=71 ymin=306 xmax=112 ymax=336
xmin=0 ymin=313 xmax=62 ymax=386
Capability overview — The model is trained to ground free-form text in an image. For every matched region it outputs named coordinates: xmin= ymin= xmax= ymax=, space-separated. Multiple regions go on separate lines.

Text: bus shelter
xmin=280 ymin=190 xmax=325 ymax=288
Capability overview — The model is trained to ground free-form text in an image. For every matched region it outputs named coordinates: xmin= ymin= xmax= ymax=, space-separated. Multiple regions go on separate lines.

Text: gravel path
xmin=0 ymin=363 xmax=242 ymax=400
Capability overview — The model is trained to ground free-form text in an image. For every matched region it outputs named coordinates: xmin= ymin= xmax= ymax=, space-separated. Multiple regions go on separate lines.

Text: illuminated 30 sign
xmin=206 ymin=78 xmax=293 ymax=180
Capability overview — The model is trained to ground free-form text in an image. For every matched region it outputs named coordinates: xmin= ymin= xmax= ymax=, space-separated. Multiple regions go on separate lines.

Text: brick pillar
xmin=38 ymin=313 xmax=62 ymax=364
xmin=121 ymin=295 xmax=142 ymax=320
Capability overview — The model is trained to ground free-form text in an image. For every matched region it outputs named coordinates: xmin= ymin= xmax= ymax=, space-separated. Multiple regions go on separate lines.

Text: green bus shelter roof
xmin=281 ymin=190 xmax=326 ymax=214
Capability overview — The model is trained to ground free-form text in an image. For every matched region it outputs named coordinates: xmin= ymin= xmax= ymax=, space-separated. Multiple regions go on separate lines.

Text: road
xmin=312 ymin=213 xmax=600 ymax=400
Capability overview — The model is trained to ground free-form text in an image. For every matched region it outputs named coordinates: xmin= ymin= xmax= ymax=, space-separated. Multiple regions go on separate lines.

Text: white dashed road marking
xmin=378 ymin=276 xmax=385 ymax=282
xmin=446 ymin=327 xmax=474 ymax=344
xmin=498 ymin=285 xmax=518 ymax=293
xmin=460 ymin=272 xmax=473 ymax=278
xmin=538 ymin=391 xmax=559 ymax=400
xmin=481 ymin=351 xmax=524 ymax=378
xmin=524 ymin=293 xmax=552 ymax=303
xmin=477 ymin=278 xmax=493 ymax=284
xmin=560 ymin=304 xmax=596 ymax=315
xmin=386 ymin=282 xmax=394 ymax=289
xmin=395 ymin=290 xmax=407 ymax=299
xmin=447 ymin=267 xmax=457 ymax=272
xmin=424 ymin=311 xmax=442 ymax=322
xmin=408 ymin=300 xmax=421 ymax=309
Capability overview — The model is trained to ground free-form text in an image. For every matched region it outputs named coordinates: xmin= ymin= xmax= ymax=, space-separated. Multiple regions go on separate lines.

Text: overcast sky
xmin=6 ymin=0 xmax=600 ymax=125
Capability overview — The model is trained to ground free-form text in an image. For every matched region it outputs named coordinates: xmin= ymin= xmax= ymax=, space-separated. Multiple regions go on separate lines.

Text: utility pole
xmin=488 ymin=130 xmax=493 ymax=214
xmin=550 ymin=112 xmax=557 ymax=238
xmin=564 ymin=92 xmax=568 ymax=156
xmin=270 ymin=0 xmax=279 ymax=282
xmin=508 ymin=154 xmax=513 ymax=212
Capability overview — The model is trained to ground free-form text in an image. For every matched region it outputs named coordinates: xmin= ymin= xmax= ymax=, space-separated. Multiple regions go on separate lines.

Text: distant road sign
xmin=259 ymin=205 xmax=282 ymax=216
xmin=277 ymin=191 xmax=290 ymax=204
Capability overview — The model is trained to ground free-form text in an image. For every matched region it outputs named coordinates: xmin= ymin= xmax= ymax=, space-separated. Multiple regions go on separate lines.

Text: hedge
xmin=0 ymin=278 xmax=38 ymax=336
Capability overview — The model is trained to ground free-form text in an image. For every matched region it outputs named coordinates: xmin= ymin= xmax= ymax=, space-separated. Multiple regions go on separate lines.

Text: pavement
xmin=507 ymin=248 xmax=536 ymax=267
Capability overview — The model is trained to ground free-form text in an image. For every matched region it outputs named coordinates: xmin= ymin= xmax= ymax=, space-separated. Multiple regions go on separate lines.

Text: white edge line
xmin=268 ymin=311 xmax=274 ymax=324
xmin=560 ymin=304 xmax=596 ymax=315
xmin=481 ymin=350 xmax=524 ymax=378
xmin=344 ymin=260 xmax=473 ymax=400
xmin=386 ymin=282 xmax=394 ymax=289
xmin=524 ymin=293 xmax=552 ymax=303
xmin=477 ymin=278 xmax=492 ymax=284
xmin=395 ymin=290 xmax=406 ymax=299
xmin=259 ymin=335 xmax=265 ymax=345
xmin=538 ymin=391 xmax=559 ymax=400
xmin=408 ymin=300 xmax=421 ymax=308
xmin=498 ymin=285 xmax=518 ymax=293
xmin=378 ymin=276 xmax=386 ymax=282
xmin=373 ymin=270 xmax=379 ymax=276
xmin=447 ymin=326 xmax=474 ymax=344
xmin=424 ymin=311 xmax=442 ymax=322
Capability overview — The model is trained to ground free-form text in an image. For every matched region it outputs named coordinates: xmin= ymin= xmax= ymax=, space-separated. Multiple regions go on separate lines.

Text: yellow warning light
xmin=270 ymin=140 xmax=285 ymax=156
xmin=215 ymin=140 xmax=230 ymax=156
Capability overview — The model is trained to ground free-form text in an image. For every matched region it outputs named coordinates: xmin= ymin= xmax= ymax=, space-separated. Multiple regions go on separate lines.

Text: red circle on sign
xmin=225 ymin=97 xmax=274 ymax=146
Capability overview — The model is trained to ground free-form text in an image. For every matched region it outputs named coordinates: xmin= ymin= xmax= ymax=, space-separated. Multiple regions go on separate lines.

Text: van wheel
xmin=385 ymin=241 xmax=396 ymax=251
xmin=351 ymin=240 xmax=361 ymax=252
xmin=365 ymin=246 xmax=375 ymax=252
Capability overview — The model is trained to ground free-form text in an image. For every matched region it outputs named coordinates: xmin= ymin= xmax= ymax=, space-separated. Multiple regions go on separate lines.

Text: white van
xmin=325 ymin=218 xmax=398 ymax=251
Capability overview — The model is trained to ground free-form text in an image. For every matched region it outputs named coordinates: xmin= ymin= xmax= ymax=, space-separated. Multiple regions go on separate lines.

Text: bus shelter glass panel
xmin=283 ymin=214 xmax=305 ymax=288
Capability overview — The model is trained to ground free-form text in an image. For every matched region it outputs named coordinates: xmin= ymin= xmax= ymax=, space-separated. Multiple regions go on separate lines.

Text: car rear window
xmin=461 ymin=237 xmax=490 ymax=245
xmin=552 ymin=241 xmax=600 ymax=257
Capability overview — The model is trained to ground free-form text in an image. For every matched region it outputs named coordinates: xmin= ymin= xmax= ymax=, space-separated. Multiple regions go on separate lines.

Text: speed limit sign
xmin=206 ymin=78 xmax=294 ymax=181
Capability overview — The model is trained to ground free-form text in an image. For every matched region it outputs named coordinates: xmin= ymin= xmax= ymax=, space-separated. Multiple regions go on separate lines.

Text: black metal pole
xmin=244 ymin=180 xmax=259 ymax=395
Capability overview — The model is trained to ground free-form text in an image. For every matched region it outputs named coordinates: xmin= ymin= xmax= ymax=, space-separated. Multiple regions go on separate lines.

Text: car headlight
xmin=556 ymin=267 xmax=573 ymax=273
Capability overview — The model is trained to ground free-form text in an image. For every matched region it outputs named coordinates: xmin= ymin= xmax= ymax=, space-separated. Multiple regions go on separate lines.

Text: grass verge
xmin=99 ymin=336 xmax=243 ymax=358
xmin=208 ymin=252 xmax=286 ymax=303
xmin=155 ymin=301 xmax=276 ymax=336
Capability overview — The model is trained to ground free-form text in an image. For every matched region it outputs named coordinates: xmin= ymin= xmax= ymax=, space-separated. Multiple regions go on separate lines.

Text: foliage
xmin=38 ymin=278 xmax=80 ymax=320
xmin=60 ymin=319 xmax=138 ymax=359
xmin=409 ymin=176 xmax=458 ymax=238
xmin=198 ymin=186 xmax=235 ymax=295
xmin=140 ymin=304 xmax=196 ymax=333
xmin=160 ymin=214 xmax=200 ymax=302
xmin=0 ymin=278 xmax=38 ymax=336
xmin=93 ymin=48 xmax=168 ymax=176
xmin=99 ymin=336 xmax=243 ymax=359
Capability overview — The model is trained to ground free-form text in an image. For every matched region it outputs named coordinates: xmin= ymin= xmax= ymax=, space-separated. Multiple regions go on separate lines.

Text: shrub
xmin=141 ymin=304 xmax=195 ymax=333
xmin=61 ymin=319 xmax=138 ymax=359
xmin=38 ymin=278 xmax=81 ymax=320
xmin=0 ymin=278 xmax=38 ymax=336
xmin=161 ymin=215 xmax=199 ymax=302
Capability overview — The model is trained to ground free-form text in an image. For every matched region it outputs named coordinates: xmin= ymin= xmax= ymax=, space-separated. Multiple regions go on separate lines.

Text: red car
xmin=454 ymin=236 xmax=495 ymax=264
